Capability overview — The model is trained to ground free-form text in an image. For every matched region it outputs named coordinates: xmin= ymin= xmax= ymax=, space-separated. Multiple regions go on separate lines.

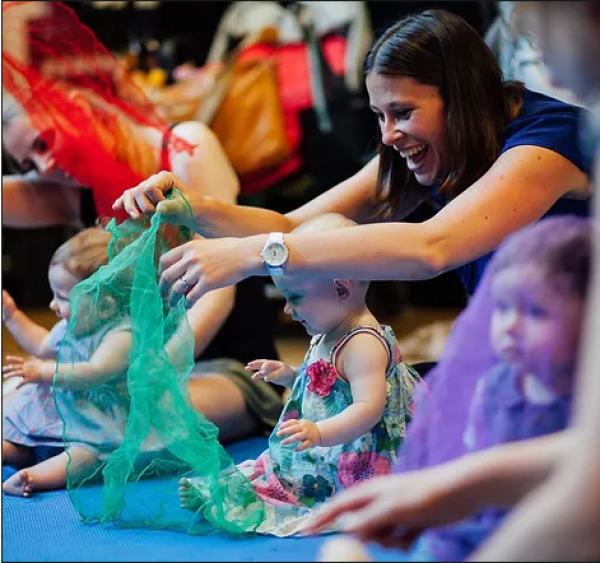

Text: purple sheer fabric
xmin=396 ymin=215 xmax=594 ymax=472
xmin=393 ymin=215 xmax=594 ymax=560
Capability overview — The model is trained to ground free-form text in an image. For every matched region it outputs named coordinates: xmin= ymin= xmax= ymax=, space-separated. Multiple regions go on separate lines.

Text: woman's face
xmin=366 ymin=73 xmax=448 ymax=186
xmin=3 ymin=113 xmax=75 ymax=183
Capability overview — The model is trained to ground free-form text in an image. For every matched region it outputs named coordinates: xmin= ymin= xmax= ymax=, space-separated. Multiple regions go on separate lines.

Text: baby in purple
xmin=407 ymin=216 xmax=592 ymax=561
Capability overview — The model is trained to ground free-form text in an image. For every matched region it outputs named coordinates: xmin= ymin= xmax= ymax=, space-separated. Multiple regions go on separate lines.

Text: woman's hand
xmin=2 ymin=290 xmax=18 ymax=322
xmin=306 ymin=467 xmax=476 ymax=549
xmin=158 ymin=235 xmax=258 ymax=308
xmin=2 ymin=355 xmax=53 ymax=388
xmin=112 ymin=171 xmax=202 ymax=229
xmin=246 ymin=359 xmax=296 ymax=387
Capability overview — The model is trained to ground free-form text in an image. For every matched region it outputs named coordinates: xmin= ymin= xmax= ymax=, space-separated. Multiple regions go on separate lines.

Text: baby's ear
xmin=97 ymin=295 xmax=117 ymax=320
xmin=334 ymin=279 xmax=353 ymax=301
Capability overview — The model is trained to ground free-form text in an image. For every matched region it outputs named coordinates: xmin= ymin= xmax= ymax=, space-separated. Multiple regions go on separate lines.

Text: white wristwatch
xmin=260 ymin=232 xmax=289 ymax=277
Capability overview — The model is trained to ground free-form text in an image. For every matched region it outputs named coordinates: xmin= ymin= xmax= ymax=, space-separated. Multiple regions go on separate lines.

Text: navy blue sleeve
xmin=501 ymin=90 xmax=594 ymax=176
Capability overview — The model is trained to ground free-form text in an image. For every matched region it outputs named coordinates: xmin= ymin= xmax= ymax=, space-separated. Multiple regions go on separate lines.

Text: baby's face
xmin=490 ymin=265 xmax=584 ymax=391
xmin=273 ymin=276 xmax=351 ymax=336
xmin=48 ymin=265 xmax=80 ymax=320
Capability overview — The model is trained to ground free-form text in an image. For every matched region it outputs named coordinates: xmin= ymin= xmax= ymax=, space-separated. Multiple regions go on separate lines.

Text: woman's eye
xmin=33 ymin=129 xmax=55 ymax=154
xmin=395 ymin=109 xmax=412 ymax=120
xmin=33 ymin=137 xmax=49 ymax=154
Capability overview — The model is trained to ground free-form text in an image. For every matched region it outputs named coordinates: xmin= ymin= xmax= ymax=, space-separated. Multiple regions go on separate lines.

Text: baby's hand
xmin=245 ymin=359 xmax=295 ymax=387
xmin=2 ymin=356 xmax=50 ymax=388
xmin=2 ymin=291 xmax=18 ymax=322
xmin=277 ymin=418 xmax=321 ymax=452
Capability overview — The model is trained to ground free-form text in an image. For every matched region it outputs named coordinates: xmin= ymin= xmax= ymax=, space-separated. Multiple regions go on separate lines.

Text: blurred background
xmin=4 ymin=1 xmax=576 ymax=366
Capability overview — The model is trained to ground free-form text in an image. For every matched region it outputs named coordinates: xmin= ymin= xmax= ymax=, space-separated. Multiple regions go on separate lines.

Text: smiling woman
xmin=114 ymin=8 xmax=592 ymax=307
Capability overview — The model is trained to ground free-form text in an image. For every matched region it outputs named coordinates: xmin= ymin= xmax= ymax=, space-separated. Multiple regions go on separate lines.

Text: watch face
xmin=264 ymin=242 xmax=287 ymax=267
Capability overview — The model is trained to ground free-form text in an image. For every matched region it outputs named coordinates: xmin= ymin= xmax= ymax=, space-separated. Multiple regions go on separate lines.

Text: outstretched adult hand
xmin=306 ymin=466 xmax=478 ymax=549
xmin=158 ymin=234 xmax=254 ymax=308
xmin=113 ymin=171 xmax=202 ymax=230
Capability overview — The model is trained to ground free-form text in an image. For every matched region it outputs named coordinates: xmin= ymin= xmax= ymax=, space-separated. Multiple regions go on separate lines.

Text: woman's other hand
xmin=113 ymin=171 xmax=203 ymax=229
xmin=158 ymin=235 xmax=256 ymax=308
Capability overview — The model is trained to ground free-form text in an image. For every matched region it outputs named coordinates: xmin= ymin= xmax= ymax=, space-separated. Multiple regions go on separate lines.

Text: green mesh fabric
xmin=52 ymin=192 xmax=266 ymax=536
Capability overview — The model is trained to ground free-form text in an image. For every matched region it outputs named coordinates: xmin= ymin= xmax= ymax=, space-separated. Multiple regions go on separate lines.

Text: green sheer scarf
xmin=53 ymin=193 xmax=265 ymax=535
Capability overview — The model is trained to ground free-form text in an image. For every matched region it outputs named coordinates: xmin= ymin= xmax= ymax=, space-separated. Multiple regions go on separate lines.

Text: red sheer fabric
xmin=2 ymin=1 xmax=195 ymax=221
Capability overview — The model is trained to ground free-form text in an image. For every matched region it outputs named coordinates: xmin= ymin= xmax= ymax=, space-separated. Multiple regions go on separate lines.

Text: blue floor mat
xmin=3 ymin=437 xmax=318 ymax=562
xmin=2 ymin=437 xmax=404 ymax=562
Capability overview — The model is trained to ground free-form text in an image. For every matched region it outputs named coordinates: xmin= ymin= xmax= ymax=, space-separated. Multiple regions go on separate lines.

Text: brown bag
xmin=208 ymin=56 xmax=291 ymax=176
xmin=148 ymin=28 xmax=290 ymax=177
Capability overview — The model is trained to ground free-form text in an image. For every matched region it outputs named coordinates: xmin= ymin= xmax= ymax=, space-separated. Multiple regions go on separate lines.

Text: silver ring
xmin=181 ymin=278 xmax=191 ymax=291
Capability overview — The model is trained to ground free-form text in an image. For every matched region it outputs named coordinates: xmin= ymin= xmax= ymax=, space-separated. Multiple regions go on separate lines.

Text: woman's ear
xmin=334 ymin=279 xmax=353 ymax=301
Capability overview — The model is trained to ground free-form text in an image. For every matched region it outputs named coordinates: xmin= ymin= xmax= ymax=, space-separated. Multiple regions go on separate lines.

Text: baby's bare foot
xmin=2 ymin=469 xmax=34 ymax=497
xmin=178 ymin=477 xmax=204 ymax=512
xmin=318 ymin=537 xmax=373 ymax=562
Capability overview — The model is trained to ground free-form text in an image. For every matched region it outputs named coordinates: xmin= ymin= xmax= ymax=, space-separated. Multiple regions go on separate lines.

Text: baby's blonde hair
xmin=50 ymin=227 xmax=111 ymax=280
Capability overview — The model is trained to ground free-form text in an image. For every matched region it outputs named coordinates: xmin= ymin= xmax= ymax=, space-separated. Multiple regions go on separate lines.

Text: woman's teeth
xmin=399 ymin=144 xmax=426 ymax=158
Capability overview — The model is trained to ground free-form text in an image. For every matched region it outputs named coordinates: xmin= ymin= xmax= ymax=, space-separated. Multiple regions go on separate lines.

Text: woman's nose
xmin=380 ymin=120 xmax=405 ymax=147
xmin=284 ymin=302 xmax=293 ymax=315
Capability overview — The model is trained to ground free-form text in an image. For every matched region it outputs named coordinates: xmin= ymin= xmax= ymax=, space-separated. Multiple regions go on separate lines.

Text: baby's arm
xmin=316 ymin=333 xmax=388 ymax=447
xmin=246 ymin=359 xmax=298 ymax=389
xmin=279 ymin=333 xmax=388 ymax=450
xmin=462 ymin=377 xmax=488 ymax=450
xmin=2 ymin=291 xmax=57 ymax=359
xmin=53 ymin=330 xmax=132 ymax=389
xmin=4 ymin=330 xmax=132 ymax=390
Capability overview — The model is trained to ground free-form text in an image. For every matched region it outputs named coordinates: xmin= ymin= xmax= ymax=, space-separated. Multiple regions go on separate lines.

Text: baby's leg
xmin=2 ymin=446 xmax=99 ymax=497
xmin=2 ymin=440 xmax=35 ymax=468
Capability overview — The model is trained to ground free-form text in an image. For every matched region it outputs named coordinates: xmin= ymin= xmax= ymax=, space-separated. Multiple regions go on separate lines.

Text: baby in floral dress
xmin=179 ymin=214 xmax=421 ymax=536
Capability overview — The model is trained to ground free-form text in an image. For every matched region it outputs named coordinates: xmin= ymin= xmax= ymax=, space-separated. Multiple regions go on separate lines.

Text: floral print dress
xmin=236 ymin=324 xmax=421 ymax=536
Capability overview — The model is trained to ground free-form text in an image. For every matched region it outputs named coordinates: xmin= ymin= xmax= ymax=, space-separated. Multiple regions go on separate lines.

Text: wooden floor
xmin=2 ymin=306 xmax=461 ymax=368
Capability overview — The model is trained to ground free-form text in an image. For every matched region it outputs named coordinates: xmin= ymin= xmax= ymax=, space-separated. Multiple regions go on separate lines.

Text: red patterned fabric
xmin=2 ymin=1 xmax=195 ymax=222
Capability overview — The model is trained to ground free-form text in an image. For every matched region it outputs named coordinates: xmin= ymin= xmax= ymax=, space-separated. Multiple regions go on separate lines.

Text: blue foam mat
xmin=3 ymin=437 xmax=404 ymax=562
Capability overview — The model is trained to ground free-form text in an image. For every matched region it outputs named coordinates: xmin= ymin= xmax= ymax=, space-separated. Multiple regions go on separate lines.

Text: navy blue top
xmin=448 ymin=89 xmax=593 ymax=295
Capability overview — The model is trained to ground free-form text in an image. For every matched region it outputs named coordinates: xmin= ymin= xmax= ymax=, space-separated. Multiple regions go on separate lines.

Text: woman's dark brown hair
xmin=364 ymin=9 xmax=525 ymax=219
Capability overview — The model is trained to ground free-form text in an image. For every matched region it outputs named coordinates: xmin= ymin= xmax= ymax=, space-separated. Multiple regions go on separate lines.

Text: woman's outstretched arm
xmin=156 ymin=145 xmax=589 ymax=307
xmin=113 ymin=156 xmax=380 ymax=237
